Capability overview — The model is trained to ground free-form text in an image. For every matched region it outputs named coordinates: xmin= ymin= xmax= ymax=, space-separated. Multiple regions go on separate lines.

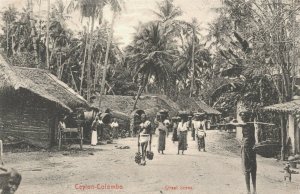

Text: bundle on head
xmin=134 ymin=152 xmax=142 ymax=164
xmin=146 ymin=151 xmax=154 ymax=160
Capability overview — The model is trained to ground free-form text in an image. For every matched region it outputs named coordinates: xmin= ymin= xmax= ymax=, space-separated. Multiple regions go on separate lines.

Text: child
xmin=283 ymin=162 xmax=299 ymax=182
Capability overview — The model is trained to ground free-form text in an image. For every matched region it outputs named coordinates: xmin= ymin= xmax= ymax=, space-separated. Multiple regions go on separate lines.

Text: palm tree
xmin=99 ymin=0 xmax=123 ymax=108
xmin=68 ymin=0 xmax=107 ymax=102
xmin=46 ymin=0 xmax=50 ymax=69
xmin=152 ymin=0 xmax=182 ymax=23
xmin=126 ymin=21 xmax=177 ymax=110
xmin=68 ymin=0 xmax=122 ymax=102
xmin=1 ymin=6 xmax=18 ymax=56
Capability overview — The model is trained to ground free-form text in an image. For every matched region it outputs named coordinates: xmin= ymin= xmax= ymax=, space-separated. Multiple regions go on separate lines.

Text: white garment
xmin=140 ymin=121 xmax=151 ymax=129
xmin=177 ymin=122 xmax=188 ymax=132
xmin=193 ymin=120 xmax=201 ymax=130
xmin=163 ymin=119 xmax=170 ymax=126
xmin=139 ymin=133 xmax=150 ymax=143
xmin=91 ymin=130 xmax=98 ymax=145
xmin=111 ymin=122 xmax=119 ymax=128
xmin=194 ymin=120 xmax=206 ymax=136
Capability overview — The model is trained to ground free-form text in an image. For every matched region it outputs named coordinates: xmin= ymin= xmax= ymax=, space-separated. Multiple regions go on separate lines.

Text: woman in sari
xmin=195 ymin=114 xmax=207 ymax=152
xmin=177 ymin=117 xmax=188 ymax=155
xmin=157 ymin=114 xmax=167 ymax=154
xmin=172 ymin=117 xmax=179 ymax=142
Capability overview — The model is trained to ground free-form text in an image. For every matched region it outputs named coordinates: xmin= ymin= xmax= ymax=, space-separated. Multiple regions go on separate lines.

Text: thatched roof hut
xmin=91 ymin=94 xmax=181 ymax=117
xmin=176 ymin=96 xmax=221 ymax=115
xmin=0 ymin=57 xmax=88 ymax=112
xmin=0 ymin=54 xmax=88 ymax=148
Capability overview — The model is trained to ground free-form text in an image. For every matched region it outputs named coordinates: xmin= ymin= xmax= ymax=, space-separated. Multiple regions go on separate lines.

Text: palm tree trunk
xmin=46 ymin=0 xmax=50 ymax=69
xmin=94 ymin=52 xmax=102 ymax=91
xmin=70 ymin=67 xmax=79 ymax=92
xmin=86 ymin=16 xmax=95 ymax=102
xmin=99 ymin=12 xmax=116 ymax=108
xmin=190 ymin=29 xmax=195 ymax=97
xmin=6 ymin=21 xmax=9 ymax=56
xmin=80 ymin=21 xmax=90 ymax=95
xmin=133 ymin=83 xmax=146 ymax=111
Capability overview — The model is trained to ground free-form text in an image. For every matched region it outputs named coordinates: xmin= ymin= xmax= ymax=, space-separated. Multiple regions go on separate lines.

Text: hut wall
xmin=0 ymin=89 xmax=60 ymax=148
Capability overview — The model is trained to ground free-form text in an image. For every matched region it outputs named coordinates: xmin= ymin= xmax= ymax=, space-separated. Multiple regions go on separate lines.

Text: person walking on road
xmin=193 ymin=113 xmax=207 ymax=152
xmin=156 ymin=113 xmax=167 ymax=154
xmin=138 ymin=114 xmax=152 ymax=165
xmin=172 ymin=117 xmax=179 ymax=142
xmin=237 ymin=111 xmax=257 ymax=194
xmin=177 ymin=115 xmax=188 ymax=155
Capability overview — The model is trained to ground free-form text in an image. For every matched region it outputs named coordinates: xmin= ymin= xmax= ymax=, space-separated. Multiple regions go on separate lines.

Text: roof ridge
xmin=45 ymin=73 xmax=87 ymax=103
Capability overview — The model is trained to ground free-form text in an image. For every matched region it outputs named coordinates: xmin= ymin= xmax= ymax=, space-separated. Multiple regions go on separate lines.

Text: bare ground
xmin=2 ymin=130 xmax=300 ymax=194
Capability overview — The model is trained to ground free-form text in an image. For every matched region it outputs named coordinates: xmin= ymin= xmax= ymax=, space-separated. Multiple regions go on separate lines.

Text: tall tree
xmin=126 ymin=21 xmax=177 ymax=110
xmin=1 ymin=6 xmax=18 ymax=56
xmin=99 ymin=0 xmax=123 ymax=108
xmin=68 ymin=0 xmax=106 ymax=101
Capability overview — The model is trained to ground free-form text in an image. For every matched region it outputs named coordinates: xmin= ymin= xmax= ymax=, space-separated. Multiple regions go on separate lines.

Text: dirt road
xmin=3 ymin=130 xmax=300 ymax=194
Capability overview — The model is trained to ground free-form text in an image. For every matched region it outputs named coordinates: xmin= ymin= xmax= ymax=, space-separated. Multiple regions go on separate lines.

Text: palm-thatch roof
xmin=193 ymin=98 xmax=221 ymax=115
xmin=0 ymin=54 xmax=88 ymax=112
xmin=176 ymin=96 xmax=221 ymax=115
xmin=91 ymin=94 xmax=181 ymax=118
xmin=263 ymin=100 xmax=300 ymax=114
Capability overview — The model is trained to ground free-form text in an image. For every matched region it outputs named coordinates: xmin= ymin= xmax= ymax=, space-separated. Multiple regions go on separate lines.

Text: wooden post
xmin=80 ymin=127 xmax=83 ymax=150
xmin=281 ymin=113 xmax=287 ymax=160
xmin=0 ymin=140 xmax=3 ymax=165
xmin=58 ymin=130 xmax=61 ymax=151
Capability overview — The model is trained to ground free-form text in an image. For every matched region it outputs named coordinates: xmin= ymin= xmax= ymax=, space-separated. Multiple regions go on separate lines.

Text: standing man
xmin=138 ymin=114 xmax=153 ymax=165
xmin=238 ymin=111 xmax=257 ymax=194
xmin=111 ymin=118 xmax=119 ymax=139
xmin=91 ymin=116 xmax=100 ymax=146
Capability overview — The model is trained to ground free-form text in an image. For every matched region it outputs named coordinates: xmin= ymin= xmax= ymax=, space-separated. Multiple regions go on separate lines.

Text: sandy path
xmin=2 ymin=130 xmax=300 ymax=194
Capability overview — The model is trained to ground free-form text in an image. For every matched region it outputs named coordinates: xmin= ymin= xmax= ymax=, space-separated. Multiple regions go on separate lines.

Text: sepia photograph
xmin=0 ymin=0 xmax=300 ymax=193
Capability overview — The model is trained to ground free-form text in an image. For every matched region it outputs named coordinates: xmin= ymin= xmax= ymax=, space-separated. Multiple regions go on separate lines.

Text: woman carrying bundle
xmin=172 ymin=117 xmax=179 ymax=142
xmin=156 ymin=113 xmax=168 ymax=154
xmin=194 ymin=113 xmax=207 ymax=152
xmin=137 ymin=114 xmax=152 ymax=165
xmin=177 ymin=115 xmax=188 ymax=155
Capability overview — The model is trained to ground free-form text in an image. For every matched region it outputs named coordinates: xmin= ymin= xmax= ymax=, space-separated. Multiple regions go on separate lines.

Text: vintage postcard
xmin=0 ymin=0 xmax=299 ymax=193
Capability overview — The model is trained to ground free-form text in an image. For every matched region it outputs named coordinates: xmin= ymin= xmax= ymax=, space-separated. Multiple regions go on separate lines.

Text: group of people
xmin=136 ymin=111 xmax=210 ymax=166
xmin=91 ymin=116 xmax=119 ymax=146
xmin=136 ymin=109 xmax=259 ymax=194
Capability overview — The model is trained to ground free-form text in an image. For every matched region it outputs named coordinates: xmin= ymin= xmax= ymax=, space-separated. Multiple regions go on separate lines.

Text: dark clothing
xmin=241 ymin=145 xmax=257 ymax=174
xmin=197 ymin=135 xmax=205 ymax=150
xmin=172 ymin=123 xmax=178 ymax=142
xmin=241 ymin=123 xmax=257 ymax=174
xmin=158 ymin=130 xmax=166 ymax=151
xmin=242 ymin=124 xmax=256 ymax=147
xmin=178 ymin=131 xmax=187 ymax=150
xmin=191 ymin=128 xmax=195 ymax=140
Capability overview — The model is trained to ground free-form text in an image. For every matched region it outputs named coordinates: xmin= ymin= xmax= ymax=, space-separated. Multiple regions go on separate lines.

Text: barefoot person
xmin=177 ymin=114 xmax=188 ymax=155
xmin=138 ymin=114 xmax=152 ymax=165
xmin=238 ymin=111 xmax=257 ymax=194
xmin=91 ymin=116 xmax=100 ymax=146
xmin=157 ymin=113 xmax=167 ymax=154
xmin=172 ymin=117 xmax=179 ymax=143
xmin=193 ymin=113 xmax=207 ymax=152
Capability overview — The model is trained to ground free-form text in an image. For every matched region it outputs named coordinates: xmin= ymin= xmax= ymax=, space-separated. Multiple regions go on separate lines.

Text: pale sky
xmin=0 ymin=0 xmax=222 ymax=47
